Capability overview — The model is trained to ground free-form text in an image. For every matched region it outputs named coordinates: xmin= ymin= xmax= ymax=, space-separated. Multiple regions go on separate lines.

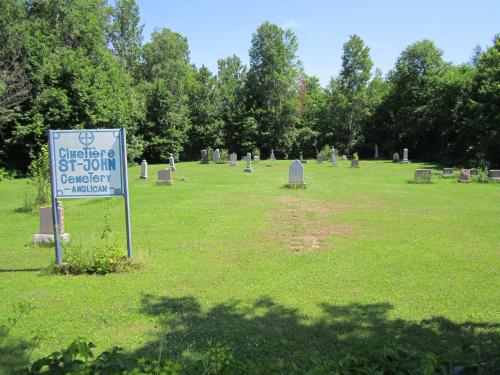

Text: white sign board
xmin=49 ymin=129 xmax=125 ymax=198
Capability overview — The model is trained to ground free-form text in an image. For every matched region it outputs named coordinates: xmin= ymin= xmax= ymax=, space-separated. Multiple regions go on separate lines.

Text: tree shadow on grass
xmin=0 ymin=325 xmax=36 ymax=373
xmin=136 ymin=294 xmax=500 ymax=369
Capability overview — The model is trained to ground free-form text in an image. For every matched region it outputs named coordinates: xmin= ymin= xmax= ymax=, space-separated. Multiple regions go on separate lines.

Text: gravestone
xmin=156 ymin=169 xmax=173 ymax=185
xmin=413 ymin=169 xmax=431 ymax=183
xmin=374 ymin=144 xmax=379 ymax=159
xmin=403 ymin=148 xmax=409 ymax=163
xmin=254 ymin=155 xmax=260 ymax=163
xmin=244 ymin=153 xmax=252 ymax=172
xmin=458 ymin=169 xmax=470 ymax=183
xmin=140 ymin=159 xmax=148 ymax=179
xmin=213 ymin=148 xmax=220 ymax=163
xmin=393 ymin=152 xmax=400 ymax=163
xmin=331 ymin=147 xmax=337 ymax=166
xmin=168 ymin=153 xmax=176 ymax=171
xmin=488 ymin=170 xmax=500 ymax=181
xmin=230 ymin=152 xmax=237 ymax=167
xmin=342 ymin=155 xmax=347 ymax=160
xmin=270 ymin=149 xmax=276 ymax=161
xmin=317 ymin=153 xmax=323 ymax=164
xmin=469 ymin=168 xmax=478 ymax=176
xmin=299 ymin=152 xmax=308 ymax=164
xmin=442 ymin=168 xmax=454 ymax=178
xmin=288 ymin=160 xmax=306 ymax=187
xmin=33 ymin=203 xmax=70 ymax=244
xmin=201 ymin=149 xmax=208 ymax=164
xmin=350 ymin=159 xmax=360 ymax=168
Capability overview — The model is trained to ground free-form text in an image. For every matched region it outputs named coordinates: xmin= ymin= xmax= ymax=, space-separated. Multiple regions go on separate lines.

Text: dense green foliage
xmin=0 ymin=0 xmax=498 ymax=171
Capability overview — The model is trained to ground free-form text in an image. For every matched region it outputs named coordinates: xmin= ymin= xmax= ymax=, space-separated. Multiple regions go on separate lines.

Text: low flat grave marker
xmin=413 ymin=169 xmax=432 ymax=183
xmin=488 ymin=169 xmax=500 ymax=181
xmin=442 ymin=168 xmax=454 ymax=178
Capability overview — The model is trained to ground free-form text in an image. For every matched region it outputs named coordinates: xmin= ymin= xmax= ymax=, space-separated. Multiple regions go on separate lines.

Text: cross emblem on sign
xmin=78 ymin=131 xmax=94 ymax=147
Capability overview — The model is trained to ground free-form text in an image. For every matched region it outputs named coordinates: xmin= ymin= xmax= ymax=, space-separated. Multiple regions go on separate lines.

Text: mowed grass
xmin=0 ymin=160 xmax=499 ymax=370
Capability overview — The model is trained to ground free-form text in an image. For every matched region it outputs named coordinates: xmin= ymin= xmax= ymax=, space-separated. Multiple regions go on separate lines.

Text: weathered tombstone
xmin=393 ymin=152 xmax=400 ymax=163
xmin=469 ymin=168 xmax=478 ymax=176
xmin=403 ymin=148 xmax=409 ymax=163
xmin=299 ymin=152 xmax=308 ymax=164
xmin=254 ymin=155 xmax=260 ymax=163
xmin=213 ymin=148 xmax=220 ymax=163
xmin=488 ymin=170 xmax=500 ymax=181
xmin=201 ymin=149 xmax=208 ymax=164
xmin=156 ymin=169 xmax=173 ymax=185
xmin=331 ymin=147 xmax=337 ymax=166
xmin=168 ymin=153 xmax=176 ymax=171
xmin=244 ymin=153 xmax=252 ymax=172
xmin=230 ymin=152 xmax=237 ymax=167
xmin=342 ymin=155 xmax=347 ymax=160
xmin=317 ymin=153 xmax=323 ymax=164
xmin=413 ymin=169 xmax=432 ymax=183
xmin=287 ymin=160 xmax=306 ymax=188
xmin=270 ymin=149 xmax=276 ymax=161
xmin=140 ymin=159 xmax=148 ymax=179
xmin=458 ymin=169 xmax=471 ymax=183
xmin=33 ymin=203 xmax=70 ymax=244
xmin=442 ymin=168 xmax=454 ymax=178
xmin=374 ymin=144 xmax=379 ymax=159
xmin=350 ymin=159 xmax=360 ymax=168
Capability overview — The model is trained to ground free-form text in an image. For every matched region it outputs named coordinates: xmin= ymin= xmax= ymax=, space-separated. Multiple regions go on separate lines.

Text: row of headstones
xmin=413 ymin=168 xmax=500 ymax=183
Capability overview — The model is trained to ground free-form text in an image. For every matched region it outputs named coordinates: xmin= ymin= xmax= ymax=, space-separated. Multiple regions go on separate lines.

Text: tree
xmin=246 ymin=22 xmax=301 ymax=157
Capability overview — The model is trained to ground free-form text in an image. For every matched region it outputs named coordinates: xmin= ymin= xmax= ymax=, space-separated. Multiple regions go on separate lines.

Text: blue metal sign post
xmin=48 ymin=128 xmax=132 ymax=264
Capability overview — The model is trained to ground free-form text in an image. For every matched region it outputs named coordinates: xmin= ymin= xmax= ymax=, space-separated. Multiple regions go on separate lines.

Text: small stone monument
xmin=299 ymin=152 xmax=308 ymax=164
xmin=213 ymin=148 xmax=221 ymax=163
xmin=230 ymin=152 xmax=237 ymax=167
xmin=317 ymin=153 xmax=323 ymax=164
xmin=350 ymin=159 xmax=360 ymax=168
xmin=413 ymin=169 xmax=432 ymax=183
xmin=488 ymin=170 xmax=500 ymax=181
xmin=168 ymin=153 xmax=176 ymax=171
xmin=393 ymin=152 xmax=400 ymax=163
xmin=442 ymin=168 xmax=454 ymax=178
xmin=254 ymin=155 xmax=260 ymax=163
xmin=33 ymin=203 xmax=70 ymax=244
xmin=458 ymin=169 xmax=471 ymax=183
xmin=244 ymin=152 xmax=252 ymax=172
xmin=287 ymin=160 xmax=306 ymax=188
xmin=469 ymin=168 xmax=478 ymax=176
xmin=342 ymin=155 xmax=347 ymax=160
xmin=201 ymin=149 xmax=208 ymax=164
xmin=140 ymin=159 xmax=148 ymax=179
xmin=331 ymin=147 xmax=337 ymax=166
xmin=374 ymin=144 xmax=379 ymax=159
xmin=403 ymin=148 xmax=409 ymax=163
xmin=156 ymin=168 xmax=173 ymax=185
xmin=270 ymin=149 xmax=276 ymax=161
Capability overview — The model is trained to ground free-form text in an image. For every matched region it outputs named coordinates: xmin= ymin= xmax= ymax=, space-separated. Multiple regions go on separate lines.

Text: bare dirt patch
xmin=268 ymin=196 xmax=355 ymax=252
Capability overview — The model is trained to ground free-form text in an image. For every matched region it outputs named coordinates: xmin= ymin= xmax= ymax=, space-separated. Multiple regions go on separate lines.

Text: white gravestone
xmin=288 ymin=160 xmax=306 ymax=187
xmin=442 ymin=168 xmax=454 ymax=178
xmin=230 ymin=152 xmax=237 ymax=166
xmin=33 ymin=203 xmax=70 ymax=244
xmin=254 ymin=155 xmax=260 ymax=163
xmin=140 ymin=159 xmax=148 ymax=179
xmin=213 ymin=148 xmax=220 ymax=163
xmin=403 ymin=148 xmax=409 ymax=163
xmin=374 ymin=144 xmax=379 ymax=159
xmin=156 ymin=169 xmax=173 ymax=185
xmin=270 ymin=149 xmax=276 ymax=161
xmin=317 ymin=154 xmax=323 ymax=164
xmin=168 ymin=153 xmax=176 ymax=171
xmin=244 ymin=153 xmax=252 ymax=172
xmin=331 ymin=148 xmax=337 ymax=166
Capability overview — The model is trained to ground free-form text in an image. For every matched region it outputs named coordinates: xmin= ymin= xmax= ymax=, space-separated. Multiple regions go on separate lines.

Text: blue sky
xmin=135 ymin=0 xmax=499 ymax=86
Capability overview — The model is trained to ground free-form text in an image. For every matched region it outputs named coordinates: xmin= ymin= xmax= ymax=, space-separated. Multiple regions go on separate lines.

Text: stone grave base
xmin=156 ymin=179 xmax=173 ymax=185
xmin=285 ymin=183 xmax=307 ymax=189
xmin=140 ymin=176 xmax=147 ymax=179
xmin=244 ymin=168 xmax=252 ymax=173
xmin=33 ymin=233 xmax=70 ymax=244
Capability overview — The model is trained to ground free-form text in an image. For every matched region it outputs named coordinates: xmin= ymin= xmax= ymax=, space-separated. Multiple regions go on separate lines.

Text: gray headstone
xmin=213 ymin=148 xmax=220 ymax=163
xmin=442 ymin=168 xmax=454 ymax=177
xmin=201 ymin=149 xmax=208 ymax=164
xmin=413 ymin=169 xmax=432 ymax=183
xmin=331 ymin=147 xmax=337 ymax=166
xmin=289 ymin=160 xmax=305 ymax=186
xmin=253 ymin=155 xmax=260 ymax=163
xmin=469 ymin=168 xmax=478 ymax=176
xmin=230 ymin=152 xmax=237 ymax=166
xmin=458 ymin=169 xmax=471 ymax=183
xmin=393 ymin=152 xmax=400 ymax=163
xmin=488 ymin=169 xmax=500 ymax=180
xmin=157 ymin=169 xmax=173 ymax=185
xmin=168 ymin=153 xmax=176 ymax=171
xmin=270 ymin=149 xmax=276 ymax=161
xmin=374 ymin=144 xmax=379 ymax=159
xmin=33 ymin=203 xmax=70 ymax=244
xmin=317 ymin=154 xmax=323 ymax=164
xmin=244 ymin=152 xmax=252 ymax=172
xmin=140 ymin=159 xmax=148 ymax=179
xmin=350 ymin=159 xmax=360 ymax=168
xmin=342 ymin=155 xmax=347 ymax=160
xmin=403 ymin=148 xmax=409 ymax=163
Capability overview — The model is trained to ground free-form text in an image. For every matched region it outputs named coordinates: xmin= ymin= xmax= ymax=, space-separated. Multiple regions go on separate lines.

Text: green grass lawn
xmin=1 ymin=160 xmax=499 ymax=371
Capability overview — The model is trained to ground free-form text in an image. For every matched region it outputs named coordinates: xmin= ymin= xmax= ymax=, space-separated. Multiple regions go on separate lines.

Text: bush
xmin=219 ymin=148 xmax=229 ymax=163
xmin=353 ymin=152 xmax=359 ymax=160
xmin=28 ymin=145 xmax=50 ymax=207
xmin=473 ymin=168 xmax=489 ymax=183
xmin=319 ymin=144 xmax=332 ymax=160
xmin=252 ymin=147 xmax=260 ymax=157
xmin=0 ymin=167 xmax=13 ymax=181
